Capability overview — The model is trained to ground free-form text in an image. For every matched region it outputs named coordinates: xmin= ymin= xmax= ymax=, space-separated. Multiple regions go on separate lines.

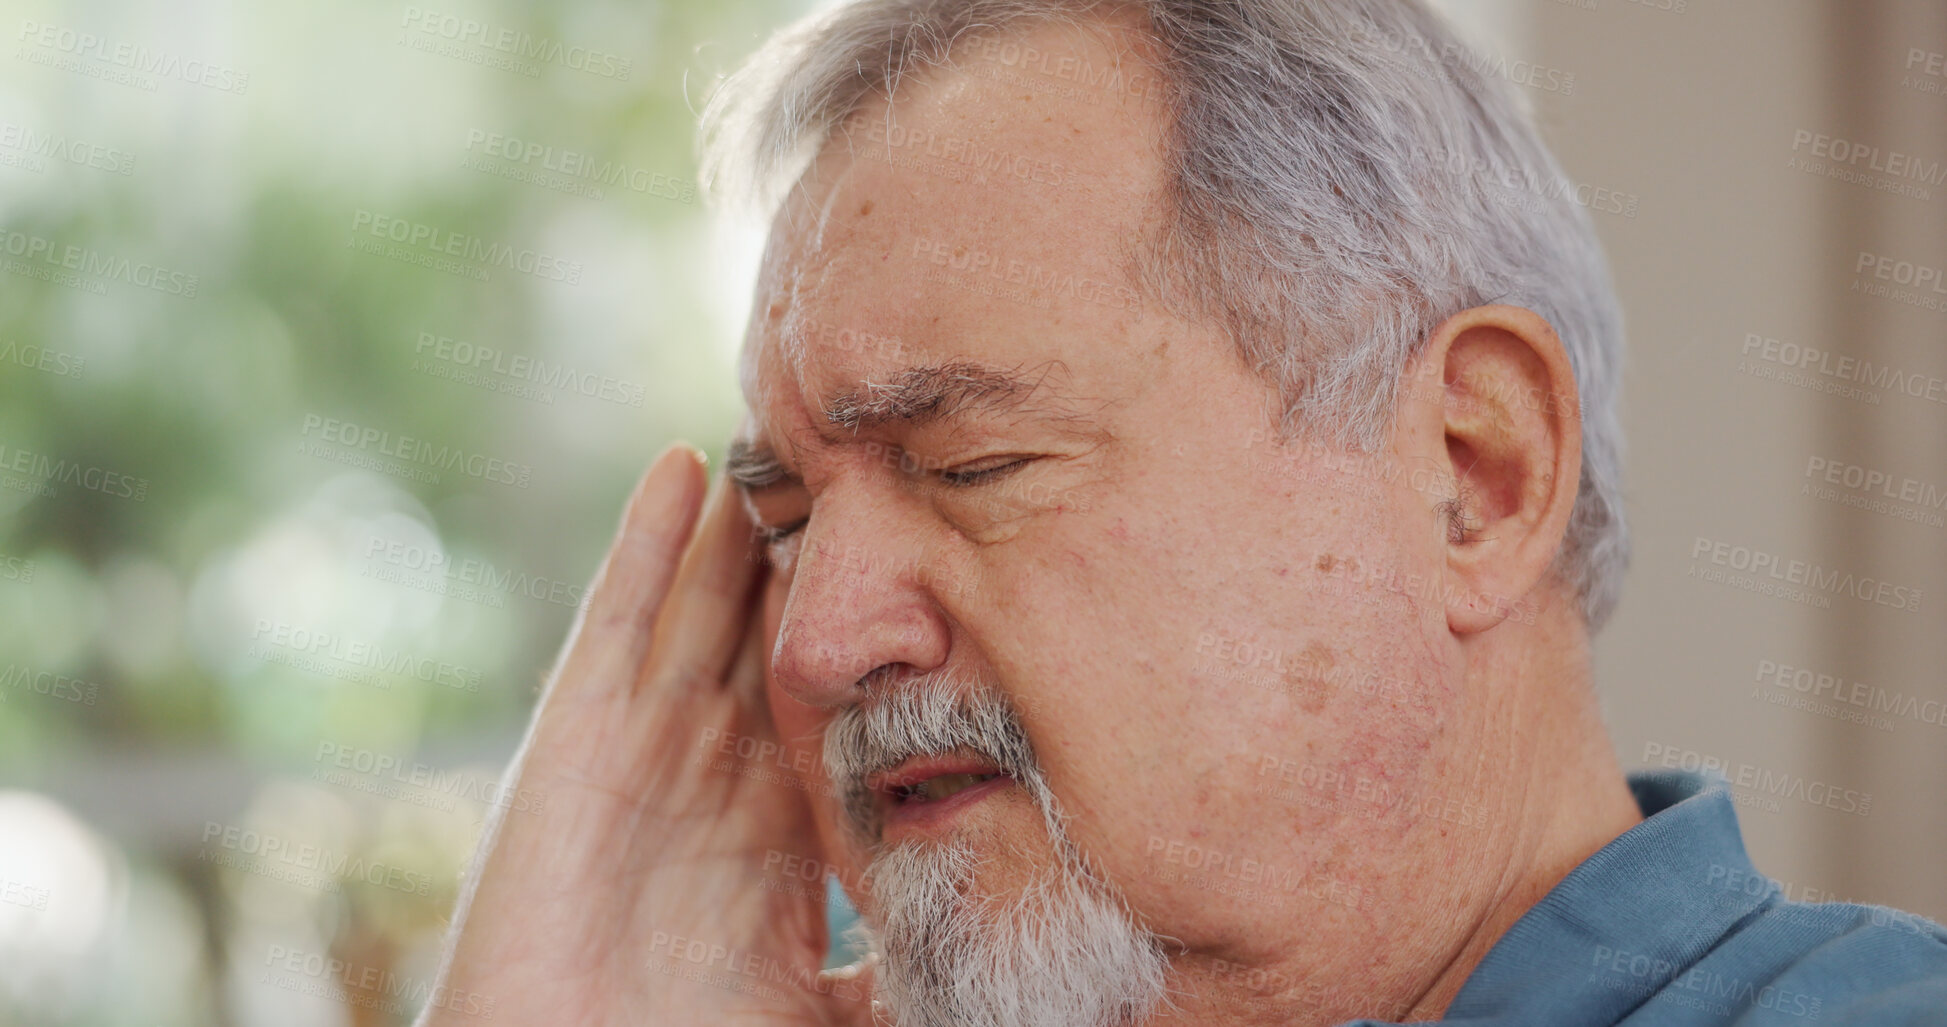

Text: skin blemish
xmin=858 ymin=199 xmax=874 ymax=216
xmin=1315 ymin=553 xmax=1336 ymax=573
xmin=1288 ymin=641 xmax=1334 ymax=715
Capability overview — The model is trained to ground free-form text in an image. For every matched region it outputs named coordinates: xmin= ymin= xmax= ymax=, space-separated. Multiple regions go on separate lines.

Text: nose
xmin=768 ymin=489 xmax=955 ymax=709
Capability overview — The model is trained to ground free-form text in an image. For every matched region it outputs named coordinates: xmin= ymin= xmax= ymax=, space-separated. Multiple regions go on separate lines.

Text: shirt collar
xmin=1435 ymin=769 xmax=1773 ymax=1025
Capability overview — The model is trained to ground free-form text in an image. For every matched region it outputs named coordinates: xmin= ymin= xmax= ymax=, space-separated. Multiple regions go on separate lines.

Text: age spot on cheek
xmin=1290 ymin=641 xmax=1334 ymax=715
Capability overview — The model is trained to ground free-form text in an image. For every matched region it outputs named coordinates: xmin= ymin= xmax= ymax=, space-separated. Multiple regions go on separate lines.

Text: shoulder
xmin=1710 ymin=899 xmax=1947 ymax=1024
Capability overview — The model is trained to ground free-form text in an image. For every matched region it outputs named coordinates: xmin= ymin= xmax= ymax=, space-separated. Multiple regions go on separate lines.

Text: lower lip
xmin=884 ymin=775 xmax=1014 ymax=836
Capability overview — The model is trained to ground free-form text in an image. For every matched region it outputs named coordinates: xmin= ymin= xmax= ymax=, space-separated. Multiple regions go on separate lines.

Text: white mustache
xmin=822 ymin=671 xmax=1055 ymax=849
xmin=825 ymin=673 xmax=1176 ymax=1027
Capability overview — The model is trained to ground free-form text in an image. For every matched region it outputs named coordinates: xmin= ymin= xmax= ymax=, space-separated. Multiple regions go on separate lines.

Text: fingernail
xmin=637 ymin=442 xmax=703 ymax=505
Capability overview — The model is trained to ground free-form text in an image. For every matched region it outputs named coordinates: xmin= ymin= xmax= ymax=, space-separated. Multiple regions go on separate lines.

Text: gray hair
xmin=699 ymin=0 xmax=1629 ymax=630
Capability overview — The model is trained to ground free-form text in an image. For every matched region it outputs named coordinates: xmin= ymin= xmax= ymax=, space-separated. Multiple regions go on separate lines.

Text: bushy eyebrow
xmin=725 ymin=436 xmax=795 ymax=491
xmin=821 ymin=360 xmax=1040 ymax=431
xmin=728 ymin=360 xmax=1068 ymax=493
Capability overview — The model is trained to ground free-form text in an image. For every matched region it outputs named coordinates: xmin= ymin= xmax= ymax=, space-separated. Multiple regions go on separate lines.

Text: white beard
xmin=858 ymin=834 xmax=1172 ymax=1027
xmin=824 ymin=673 xmax=1173 ymax=1027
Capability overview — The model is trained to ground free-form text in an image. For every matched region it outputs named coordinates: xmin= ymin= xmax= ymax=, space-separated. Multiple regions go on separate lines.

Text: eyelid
xmin=937 ymin=456 xmax=1031 ymax=487
xmin=754 ymin=455 xmax=1032 ymax=545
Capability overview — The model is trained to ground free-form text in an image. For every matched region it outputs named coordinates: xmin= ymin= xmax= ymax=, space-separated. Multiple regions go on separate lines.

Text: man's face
xmin=735 ymin=19 xmax=1484 ymax=1019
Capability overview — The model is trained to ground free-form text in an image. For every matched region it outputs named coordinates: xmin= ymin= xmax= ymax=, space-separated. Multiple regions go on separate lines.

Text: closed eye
xmin=938 ymin=457 xmax=1031 ymax=487
xmin=755 ymin=457 xmax=1032 ymax=553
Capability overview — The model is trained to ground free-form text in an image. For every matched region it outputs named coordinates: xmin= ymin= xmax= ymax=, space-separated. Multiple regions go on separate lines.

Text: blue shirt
xmin=1347 ymin=770 xmax=1947 ymax=1025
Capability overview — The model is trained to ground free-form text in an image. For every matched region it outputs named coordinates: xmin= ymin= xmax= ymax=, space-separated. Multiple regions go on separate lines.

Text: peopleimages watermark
xmin=1751 ymin=658 xmax=1947 ymax=733
xmin=312 ymin=740 xmax=544 ymax=814
xmin=0 ymin=877 xmax=50 ymax=912
xmin=362 ymin=536 xmax=589 ymax=610
xmin=399 ymin=6 xmax=631 ymax=81
xmin=0 ymin=553 xmax=34 ymax=584
xmin=1801 ymin=455 xmax=1947 ymax=530
xmin=1789 ymin=129 xmax=1944 ymax=201
xmin=261 ymin=944 xmax=496 ymax=1020
xmin=1639 ymin=742 xmax=1872 ymax=817
xmin=1707 ymin=862 xmax=1940 ymax=939
xmin=1201 ymin=956 xmax=1414 ymax=1022
xmin=759 ymin=847 xmax=867 ymax=902
xmin=1686 ymin=536 xmax=1922 ymax=613
xmin=1427 ymin=145 xmax=1639 ymax=219
xmin=793 ymin=533 xmax=985 ymax=599
xmin=0 ymin=229 xmax=198 ymax=297
xmin=1907 ymin=48 xmax=1947 ymax=97
xmin=0 ymin=341 xmax=86 ymax=380
xmin=1347 ymin=16 xmax=1576 ymax=95
xmin=412 ymin=330 xmax=646 ymax=408
xmin=1243 ymin=427 xmax=1464 ymax=503
xmin=249 ymin=618 xmax=482 ymax=692
xmin=199 ymin=821 xmax=433 ymax=895
xmin=958 ymin=32 xmax=1166 ymax=105
xmin=854 ymin=118 xmax=1070 ymax=189
xmin=789 ymin=316 xmax=905 ymax=361
xmin=297 ymin=413 xmax=533 ymax=489
xmin=648 ymin=930 xmax=865 ymax=1005
xmin=1145 ymin=834 xmax=1369 ymax=913
xmin=346 ymin=209 xmax=583 ymax=285
xmin=0 ymin=120 xmax=134 ymax=175
xmin=14 ymin=19 xmax=250 ymax=94
xmin=1195 ymin=629 xmax=1424 ymax=707
xmin=461 ymin=129 xmax=690 ymax=202
xmin=0 ymin=440 xmax=149 ymax=502
xmin=1312 ymin=550 xmax=1540 ymax=626
xmin=1851 ymin=250 xmax=1947 ymax=314
xmin=0 ymin=663 xmax=100 ymax=706
xmin=1737 ymin=331 xmax=1947 ymax=409
xmin=909 ymin=235 xmax=1142 ymax=316
xmin=692 ymin=727 xmax=836 ymax=799
xmin=1587 ymin=944 xmax=1821 ymax=1020
xmin=1255 ymin=754 xmax=1490 ymax=830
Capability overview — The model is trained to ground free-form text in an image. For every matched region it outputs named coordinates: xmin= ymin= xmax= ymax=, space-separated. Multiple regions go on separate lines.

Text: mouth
xmin=867 ymin=750 xmax=1015 ymax=836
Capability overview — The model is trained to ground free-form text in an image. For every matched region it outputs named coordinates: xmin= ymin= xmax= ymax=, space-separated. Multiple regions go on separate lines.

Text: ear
xmin=1397 ymin=304 xmax=1582 ymax=635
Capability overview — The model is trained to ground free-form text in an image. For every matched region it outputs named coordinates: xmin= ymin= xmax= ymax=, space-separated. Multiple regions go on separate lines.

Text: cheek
xmin=959 ymin=471 xmax=1454 ymax=938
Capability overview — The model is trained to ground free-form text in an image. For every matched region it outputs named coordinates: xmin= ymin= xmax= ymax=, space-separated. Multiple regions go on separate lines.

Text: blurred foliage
xmin=0 ymin=0 xmax=803 ymax=1022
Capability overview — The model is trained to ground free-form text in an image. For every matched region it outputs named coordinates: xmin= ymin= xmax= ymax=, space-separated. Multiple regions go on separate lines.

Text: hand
xmin=418 ymin=443 xmax=876 ymax=1026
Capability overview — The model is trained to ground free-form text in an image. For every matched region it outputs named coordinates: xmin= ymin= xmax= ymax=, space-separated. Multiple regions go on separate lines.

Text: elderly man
xmin=419 ymin=1 xmax=1947 ymax=1025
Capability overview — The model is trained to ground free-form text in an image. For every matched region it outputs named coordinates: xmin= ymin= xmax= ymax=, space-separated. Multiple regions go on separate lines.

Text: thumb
xmin=813 ymin=950 xmax=884 ymax=1026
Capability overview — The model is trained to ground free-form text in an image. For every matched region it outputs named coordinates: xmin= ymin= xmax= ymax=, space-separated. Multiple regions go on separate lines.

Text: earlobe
xmin=1413 ymin=305 xmax=1583 ymax=635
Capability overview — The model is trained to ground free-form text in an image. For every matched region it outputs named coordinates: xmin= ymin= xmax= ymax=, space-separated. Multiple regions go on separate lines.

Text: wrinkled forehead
xmin=735 ymin=15 xmax=1170 ymax=443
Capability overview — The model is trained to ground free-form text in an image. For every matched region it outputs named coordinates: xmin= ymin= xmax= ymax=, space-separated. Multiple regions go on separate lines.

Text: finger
xmin=816 ymin=951 xmax=882 ymax=1026
xmin=548 ymin=442 xmax=708 ymax=698
xmin=642 ymin=463 xmax=766 ymax=695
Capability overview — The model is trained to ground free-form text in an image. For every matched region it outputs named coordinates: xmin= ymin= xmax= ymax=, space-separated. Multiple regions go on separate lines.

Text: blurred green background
xmin=0 ymin=0 xmax=806 ymax=1022
xmin=8 ymin=0 xmax=1947 ymax=1023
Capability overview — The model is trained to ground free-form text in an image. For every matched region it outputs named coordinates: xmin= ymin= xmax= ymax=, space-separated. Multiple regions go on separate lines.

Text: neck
xmin=1398 ymin=599 xmax=1645 ymax=1021
xmin=1147 ymin=598 xmax=1643 ymax=1026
